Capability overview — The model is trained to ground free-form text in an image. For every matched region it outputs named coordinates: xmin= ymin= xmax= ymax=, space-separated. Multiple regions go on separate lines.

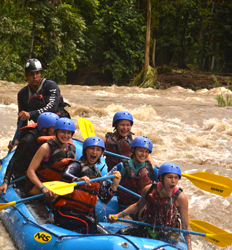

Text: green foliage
xmin=129 ymin=65 xmax=158 ymax=88
xmin=0 ymin=0 xmax=87 ymax=83
xmin=215 ymin=91 xmax=232 ymax=107
xmin=93 ymin=0 xmax=146 ymax=82
xmin=0 ymin=0 xmax=232 ymax=84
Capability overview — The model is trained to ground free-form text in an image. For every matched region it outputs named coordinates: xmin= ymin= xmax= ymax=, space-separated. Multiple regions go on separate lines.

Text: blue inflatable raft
xmin=0 ymin=139 xmax=187 ymax=250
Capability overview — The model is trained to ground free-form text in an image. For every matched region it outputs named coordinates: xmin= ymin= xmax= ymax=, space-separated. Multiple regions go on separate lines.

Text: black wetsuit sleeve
xmin=98 ymin=180 xmax=117 ymax=204
xmin=4 ymin=133 xmax=36 ymax=181
xmin=61 ymin=161 xmax=82 ymax=183
xmin=29 ymin=80 xmax=60 ymax=122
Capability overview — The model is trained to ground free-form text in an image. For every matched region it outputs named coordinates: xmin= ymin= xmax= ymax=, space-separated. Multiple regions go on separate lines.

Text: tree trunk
xmin=144 ymin=0 xmax=151 ymax=69
xmin=152 ymin=38 xmax=156 ymax=68
xmin=29 ymin=19 xmax=36 ymax=59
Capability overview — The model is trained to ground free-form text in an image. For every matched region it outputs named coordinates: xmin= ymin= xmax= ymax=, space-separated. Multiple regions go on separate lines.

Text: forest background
xmin=0 ymin=0 xmax=232 ymax=90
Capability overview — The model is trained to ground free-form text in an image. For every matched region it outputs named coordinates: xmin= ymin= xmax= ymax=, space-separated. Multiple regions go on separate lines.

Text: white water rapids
xmin=0 ymin=80 xmax=232 ymax=249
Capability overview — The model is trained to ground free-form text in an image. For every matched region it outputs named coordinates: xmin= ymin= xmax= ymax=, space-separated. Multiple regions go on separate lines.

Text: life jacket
xmin=18 ymin=123 xmax=38 ymax=131
xmin=54 ymin=160 xmax=102 ymax=215
xmin=37 ymin=135 xmax=55 ymax=144
xmin=118 ymin=160 xmax=155 ymax=207
xmin=36 ymin=139 xmax=76 ymax=182
xmin=143 ymin=183 xmax=182 ymax=228
xmin=8 ymin=124 xmax=40 ymax=176
xmin=105 ymin=132 xmax=133 ymax=171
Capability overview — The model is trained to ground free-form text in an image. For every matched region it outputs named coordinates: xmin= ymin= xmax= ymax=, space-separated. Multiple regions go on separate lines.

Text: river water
xmin=0 ymin=80 xmax=232 ymax=250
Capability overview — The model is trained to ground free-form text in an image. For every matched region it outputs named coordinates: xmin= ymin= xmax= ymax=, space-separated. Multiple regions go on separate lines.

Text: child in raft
xmin=114 ymin=136 xmax=159 ymax=219
xmin=51 ymin=136 xmax=121 ymax=234
xmin=109 ymin=163 xmax=192 ymax=250
xmin=102 ymin=110 xmax=158 ymax=171
xmin=26 ymin=118 xmax=76 ymax=198
xmin=0 ymin=112 xmax=59 ymax=194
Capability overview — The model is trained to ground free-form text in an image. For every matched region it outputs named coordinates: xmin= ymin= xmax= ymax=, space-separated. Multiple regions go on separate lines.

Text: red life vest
xmin=18 ymin=123 xmax=38 ymax=131
xmin=36 ymin=139 xmax=76 ymax=182
xmin=37 ymin=135 xmax=55 ymax=144
xmin=54 ymin=160 xmax=101 ymax=215
xmin=105 ymin=132 xmax=133 ymax=171
xmin=143 ymin=183 xmax=182 ymax=228
xmin=118 ymin=160 xmax=154 ymax=207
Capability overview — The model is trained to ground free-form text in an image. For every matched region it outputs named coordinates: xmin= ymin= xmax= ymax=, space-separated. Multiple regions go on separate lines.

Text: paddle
xmin=78 ymin=117 xmax=95 ymax=139
xmin=43 ymin=174 xmax=118 ymax=196
xmin=107 ymin=161 xmax=232 ymax=197
xmin=189 ymin=219 xmax=232 ymax=247
xmin=182 ymin=172 xmax=232 ymax=197
xmin=0 ymin=175 xmax=118 ymax=211
xmin=8 ymin=120 xmax=23 ymax=155
xmin=115 ymin=218 xmax=232 ymax=247
xmin=0 ymin=193 xmax=44 ymax=211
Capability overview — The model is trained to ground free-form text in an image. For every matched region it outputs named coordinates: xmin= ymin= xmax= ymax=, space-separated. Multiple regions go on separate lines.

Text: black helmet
xmin=24 ymin=58 xmax=42 ymax=73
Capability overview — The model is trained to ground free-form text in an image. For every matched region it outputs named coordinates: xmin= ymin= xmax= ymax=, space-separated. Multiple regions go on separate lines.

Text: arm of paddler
xmin=177 ymin=192 xmax=192 ymax=250
xmin=98 ymin=170 xmax=121 ymax=204
xmin=152 ymin=165 xmax=159 ymax=182
xmin=108 ymin=184 xmax=150 ymax=223
xmin=27 ymin=143 xmax=55 ymax=197
xmin=147 ymin=154 xmax=158 ymax=167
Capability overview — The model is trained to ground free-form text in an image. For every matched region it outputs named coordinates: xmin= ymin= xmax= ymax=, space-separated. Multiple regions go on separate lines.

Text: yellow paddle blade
xmin=182 ymin=172 xmax=232 ymax=197
xmin=0 ymin=201 xmax=17 ymax=211
xmin=43 ymin=181 xmax=77 ymax=196
xmin=190 ymin=219 xmax=232 ymax=247
xmin=78 ymin=118 xmax=95 ymax=139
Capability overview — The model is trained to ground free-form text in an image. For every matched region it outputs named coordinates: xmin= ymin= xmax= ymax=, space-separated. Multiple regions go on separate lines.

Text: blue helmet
xmin=130 ymin=136 xmax=153 ymax=153
xmin=157 ymin=163 xmax=181 ymax=180
xmin=112 ymin=111 xmax=133 ymax=127
xmin=83 ymin=136 xmax=105 ymax=152
xmin=37 ymin=112 xmax=59 ymax=131
xmin=54 ymin=118 xmax=75 ymax=134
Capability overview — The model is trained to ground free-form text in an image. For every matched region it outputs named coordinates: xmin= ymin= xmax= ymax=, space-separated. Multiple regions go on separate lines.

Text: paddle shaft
xmin=1 ymin=175 xmax=117 ymax=210
xmin=15 ymin=194 xmax=44 ymax=205
xmin=107 ymin=179 xmax=141 ymax=198
xmin=75 ymin=174 xmax=117 ymax=186
xmin=9 ymin=176 xmax=26 ymax=185
xmin=8 ymin=120 xmax=23 ymax=154
xmin=104 ymin=151 xmax=130 ymax=160
xmin=116 ymin=218 xmax=207 ymax=237
xmin=0 ymin=193 xmax=44 ymax=211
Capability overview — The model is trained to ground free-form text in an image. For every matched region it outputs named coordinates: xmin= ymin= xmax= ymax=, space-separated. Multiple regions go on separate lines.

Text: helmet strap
xmin=160 ymin=174 xmax=166 ymax=185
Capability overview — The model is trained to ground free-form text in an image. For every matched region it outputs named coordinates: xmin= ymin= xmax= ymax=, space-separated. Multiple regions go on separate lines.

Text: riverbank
xmin=66 ymin=67 xmax=232 ymax=90
xmin=1 ymin=69 xmax=232 ymax=91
